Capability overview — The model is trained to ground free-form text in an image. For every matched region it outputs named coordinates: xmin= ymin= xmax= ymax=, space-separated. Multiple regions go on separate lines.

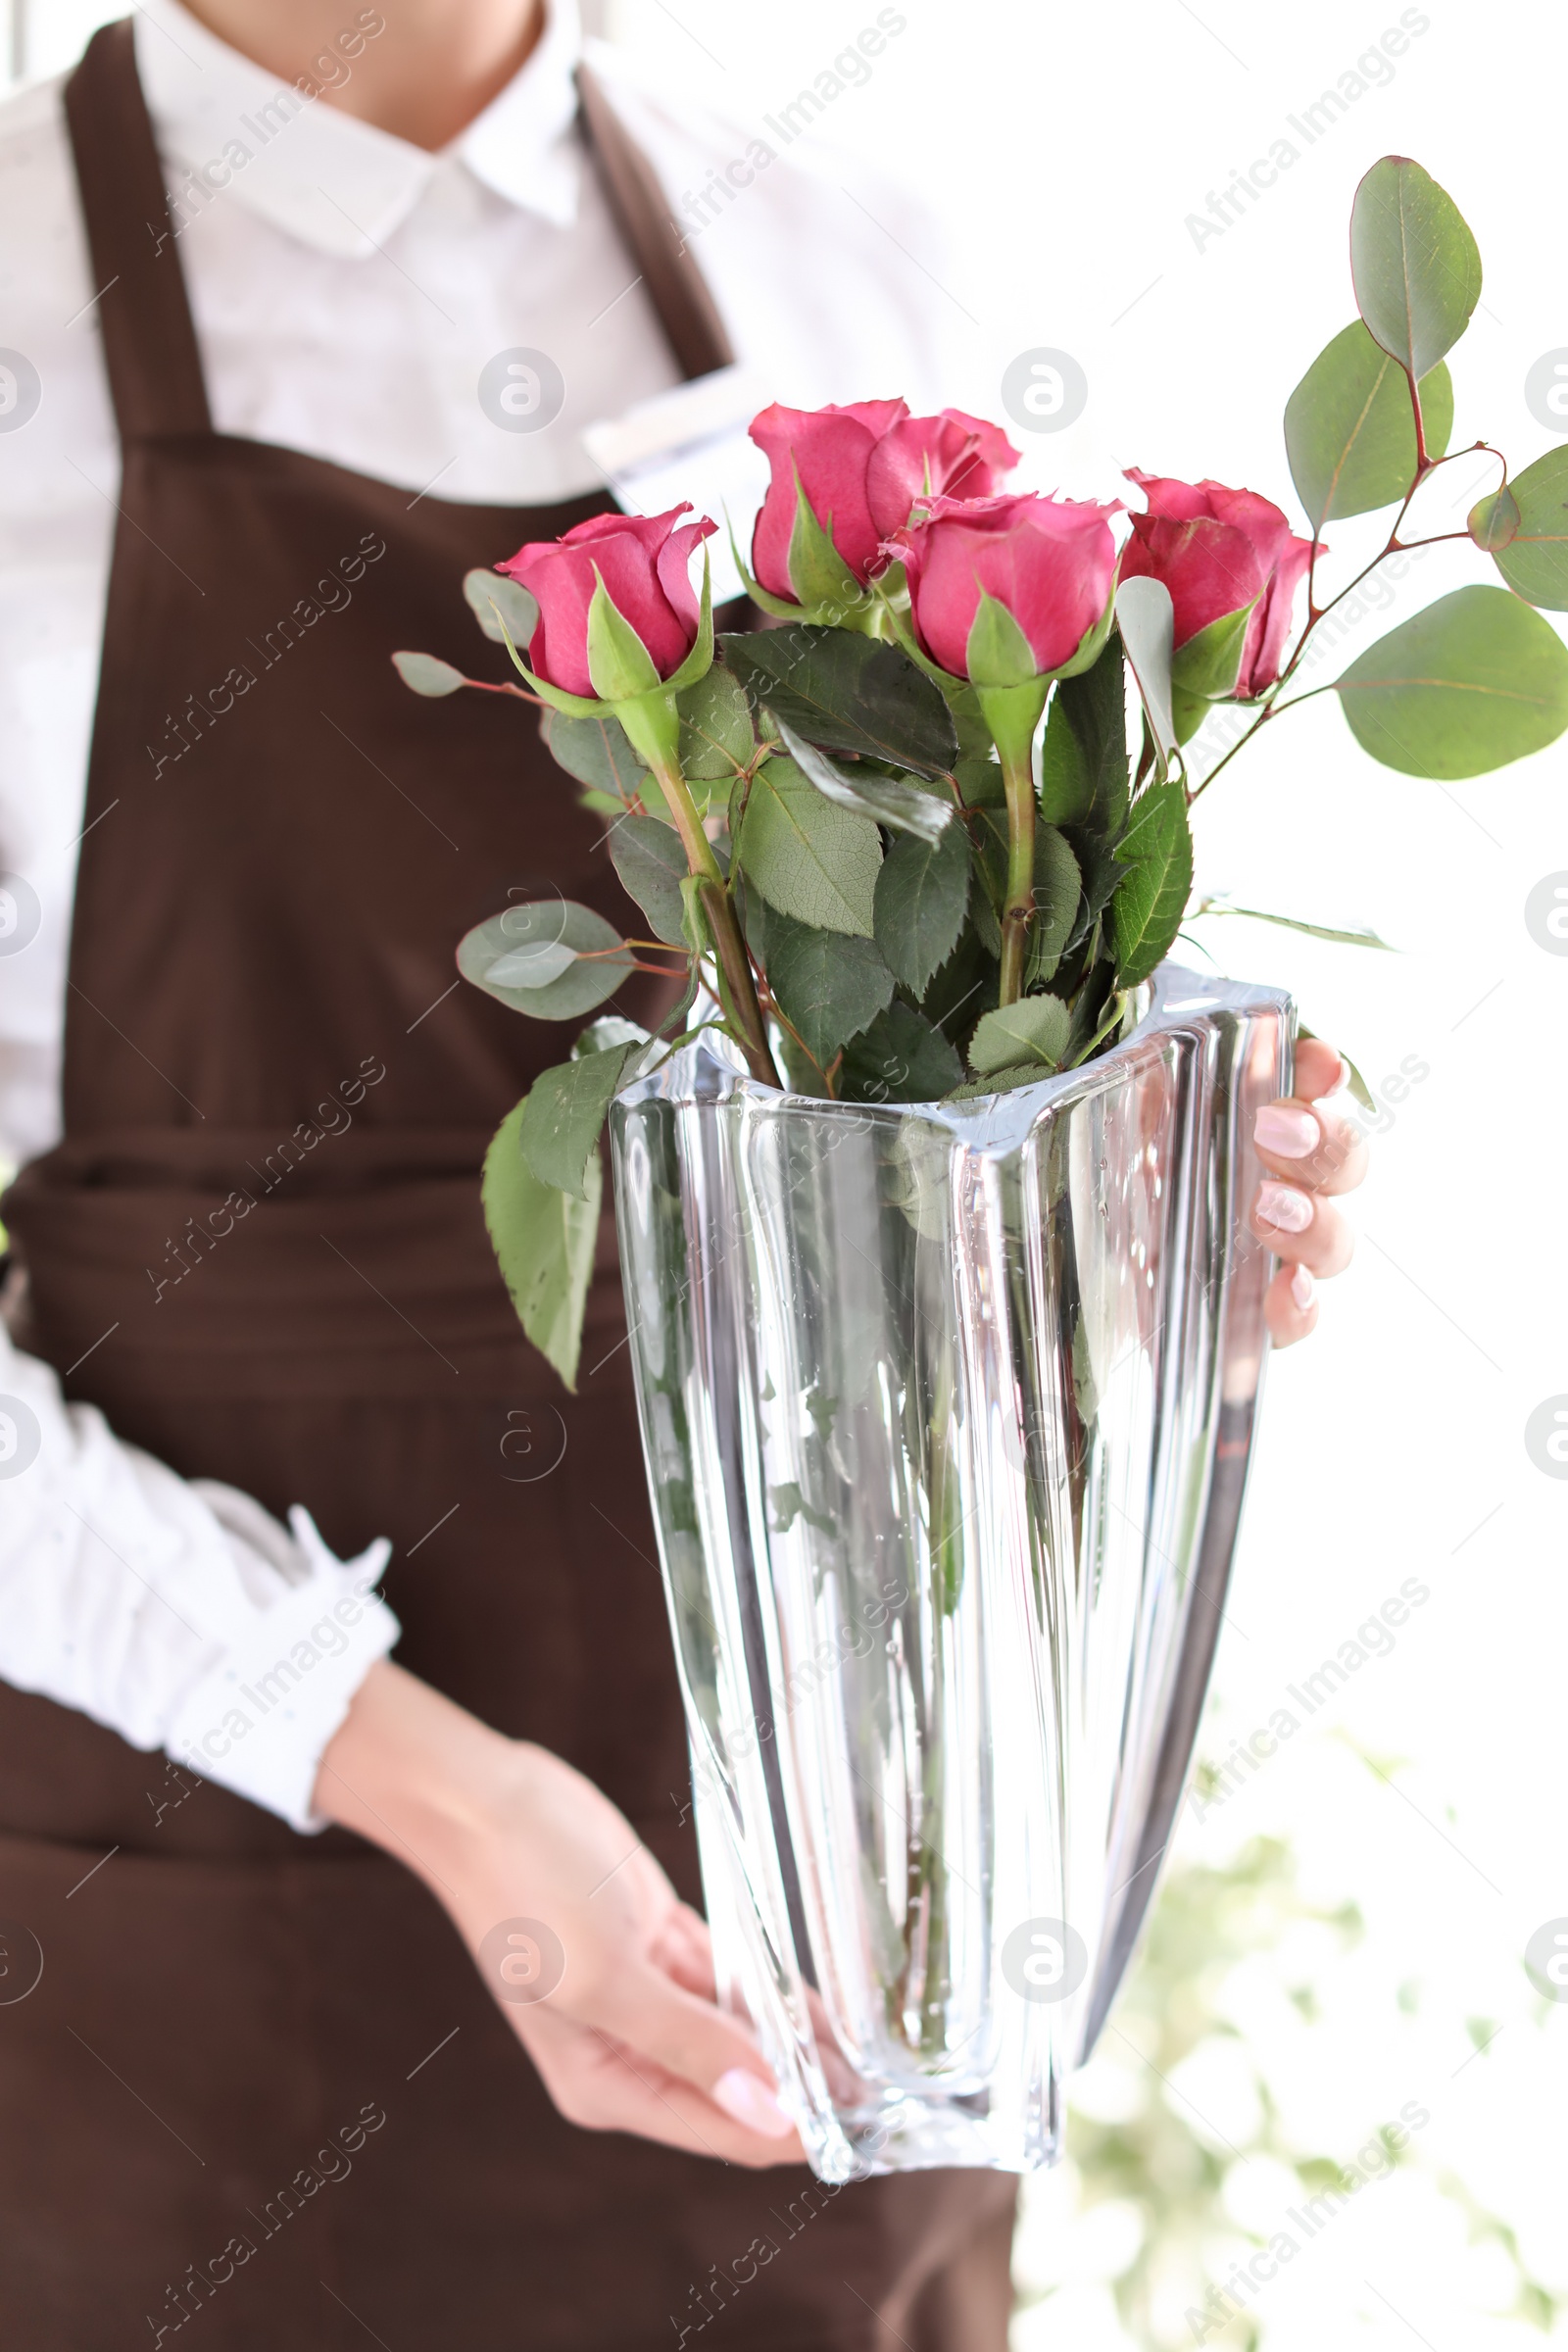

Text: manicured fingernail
xmin=1257 ymin=1180 xmax=1313 ymax=1234
xmin=1255 ymin=1103 xmax=1320 ymax=1157
xmin=712 ymin=2068 xmax=794 ymax=2138
xmin=1291 ymin=1264 xmax=1316 ymax=1310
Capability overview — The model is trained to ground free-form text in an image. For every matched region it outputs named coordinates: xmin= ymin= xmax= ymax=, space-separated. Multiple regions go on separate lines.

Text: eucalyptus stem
xmin=998 ymin=741 xmax=1037 ymax=1005
xmin=646 ymin=753 xmax=781 ymax=1089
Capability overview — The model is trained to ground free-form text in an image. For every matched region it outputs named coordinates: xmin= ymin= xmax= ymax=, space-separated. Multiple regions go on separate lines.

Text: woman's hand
xmin=1253 ymin=1035 xmax=1369 ymax=1348
xmin=314 ymin=1660 xmax=805 ymax=2166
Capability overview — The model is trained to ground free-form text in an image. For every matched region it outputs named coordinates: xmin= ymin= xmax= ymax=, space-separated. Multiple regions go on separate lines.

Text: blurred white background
xmin=7 ymin=0 xmax=1568 ymax=2342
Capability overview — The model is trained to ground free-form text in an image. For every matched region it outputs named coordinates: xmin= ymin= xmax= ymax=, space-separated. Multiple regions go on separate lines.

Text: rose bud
xmin=497 ymin=503 xmax=716 ymax=701
xmin=748 ymin=400 xmax=1020 ymax=609
xmin=1119 ymin=470 xmax=1318 ymax=702
xmin=889 ymin=490 xmax=1121 ymax=686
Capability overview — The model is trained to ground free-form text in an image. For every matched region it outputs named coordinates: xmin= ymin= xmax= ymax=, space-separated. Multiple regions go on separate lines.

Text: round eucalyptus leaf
xmin=1335 ymin=586 xmax=1568 ymax=777
xmin=1349 ymin=156 xmax=1482 ymax=381
xmin=1284 ymin=320 xmax=1453 ymax=530
xmin=1490 ymin=448 xmax=1568 ymax=610
xmin=464 ymin=569 xmax=539 ymax=648
xmin=458 ymin=902 xmax=633 ymax=1018
xmin=393 ymin=650 xmax=465 ymax=697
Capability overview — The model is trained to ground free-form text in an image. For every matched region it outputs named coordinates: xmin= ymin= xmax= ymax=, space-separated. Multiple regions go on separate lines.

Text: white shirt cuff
xmin=165 ymin=1509 xmax=400 ymax=1833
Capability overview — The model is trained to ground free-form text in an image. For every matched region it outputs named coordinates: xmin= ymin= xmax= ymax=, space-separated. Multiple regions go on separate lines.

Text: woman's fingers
xmin=525 ymin=2010 xmax=806 ymax=2165
xmin=1263 ymin=1259 xmax=1319 ymax=1348
xmin=1294 ymin=1036 xmax=1348 ymax=1102
xmin=1254 ymin=1098 xmax=1368 ymax=1197
xmin=1250 ymin=1178 xmax=1353 ymax=1276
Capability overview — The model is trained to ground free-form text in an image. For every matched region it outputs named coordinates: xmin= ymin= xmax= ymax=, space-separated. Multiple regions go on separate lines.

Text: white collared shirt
xmin=0 ymin=0 xmax=957 ymax=1829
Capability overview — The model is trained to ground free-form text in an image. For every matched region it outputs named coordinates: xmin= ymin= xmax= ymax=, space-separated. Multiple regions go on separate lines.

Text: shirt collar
xmin=132 ymin=0 xmax=585 ymax=259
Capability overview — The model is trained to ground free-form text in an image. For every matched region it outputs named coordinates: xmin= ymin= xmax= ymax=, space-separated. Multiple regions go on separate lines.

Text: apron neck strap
xmin=62 ymin=22 xmax=734 ymax=451
xmin=64 ymin=20 xmax=213 ymax=440
xmin=574 ymin=62 xmax=734 ymax=380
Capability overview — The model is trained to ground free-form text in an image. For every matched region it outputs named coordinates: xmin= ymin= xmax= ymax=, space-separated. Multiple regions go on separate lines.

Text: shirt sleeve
xmin=0 ymin=1317 xmax=400 ymax=1834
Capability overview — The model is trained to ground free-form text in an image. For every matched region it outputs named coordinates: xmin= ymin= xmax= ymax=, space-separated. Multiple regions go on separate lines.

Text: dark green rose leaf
xmin=1108 ymin=779 xmax=1193 ymax=988
xmin=458 ymin=901 xmax=634 ymax=1019
xmin=539 ymin=707 xmax=651 ymax=805
xmin=608 ymin=814 xmax=690 ymax=947
xmin=720 ymin=624 xmax=958 ymax=774
xmin=840 ymin=999 xmax=962 ymax=1104
xmin=1334 ymin=585 xmax=1568 ymax=776
xmin=676 ymin=665 xmax=757 ymax=779
xmin=482 ymin=1095 xmax=599 ymax=1392
xmin=735 ymin=755 xmax=881 ymax=936
xmin=463 ymin=569 xmax=539 ymax=647
xmin=872 ymin=820 xmax=971 ymax=995
xmin=1488 ymin=448 xmax=1568 ymax=610
xmin=759 ymin=909 xmax=895 ymax=1065
xmin=775 ymin=719 xmax=954 ymax=843
xmin=1349 ymin=156 xmax=1482 ymax=382
xmin=956 ymin=752 xmax=1004 ymax=808
xmin=518 ymin=1041 xmax=641 ymax=1200
xmin=1285 ymin=320 xmax=1454 ymax=531
xmin=1025 ymin=825 xmax=1082 ymax=988
xmin=392 ymin=650 xmax=465 ymax=697
xmin=968 ymin=993 xmax=1071 ymax=1077
xmin=1038 ymin=631 xmax=1129 ymax=831
xmin=1061 ymin=827 xmax=1127 ymax=961
xmin=946 ymin=1060 xmax=1055 ymax=1102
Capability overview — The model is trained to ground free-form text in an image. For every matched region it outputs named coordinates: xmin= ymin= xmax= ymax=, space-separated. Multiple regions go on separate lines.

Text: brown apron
xmin=0 ymin=22 xmax=1015 ymax=2350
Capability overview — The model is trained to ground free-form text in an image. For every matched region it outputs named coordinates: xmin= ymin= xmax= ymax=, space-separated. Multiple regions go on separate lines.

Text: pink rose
xmin=1119 ymin=471 xmax=1317 ymax=698
xmin=889 ymin=491 xmax=1121 ymax=681
xmin=497 ymin=504 xmax=716 ymax=699
xmin=749 ymin=400 xmax=1019 ymax=600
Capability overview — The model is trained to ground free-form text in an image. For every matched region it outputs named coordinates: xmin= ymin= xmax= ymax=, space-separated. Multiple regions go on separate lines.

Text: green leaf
xmin=1060 ymin=827 xmax=1126 ymax=960
xmin=1284 ymin=321 xmax=1454 ymax=530
xmin=463 ymin=569 xmax=539 ymax=647
xmin=735 ymin=755 xmax=881 ymax=936
xmin=758 ymin=909 xmax=894 ymax=1064
xmin=1298 ymin=1020 xmax=1376 ymax=1114
xmin=1115 ymin=579 xmax=1178 ymax=775
xmin=1025 ymin=825 xmax=1082 ymax=987
xmin=585 ymin=574 xmax=662 ymax=701
xmin=1169 ymin=601 xmax=1256 ymax=701
xmin=956 ymin=752 xmax=1004 ymax=808
xmin=540 ymin=707 xmax=651 ymax=804
xmin=1489 ymin=448 xmax=1568 ymax=610
xmin=964 ymin=589 xmax=1040 ymax=689
xmin=1038 ymin=634 xmax=1129 ymax=832
xmin=774 ymin=719 xmax=955 ymax=844
xmin=1108 ymin=778 xmax=1193 ymax=988
xmin=518 ymin=1041 xmax=640 ymax=1200
xmin=720 ymin=625 xmax=958 ymax=774
xmin=392 ymin=650 xmax=465 ymax=697
xmin=676 ymin=664 xmax=757 ymax=779
xmin=946 ymin=1060 xmax=1054 ymax=1102
xmin=609 ymin=814 xmax=691 ymax=946
xmin=873 ymin=819 xmax=971 ymax=994
xmin=1468 ymin=485 xmax=1520 ymax=554
xmin=457 ymin=902 xmax=634 ymax=1019
xmin=1334 ymin=585 xmax=1568 ymax=776
xmin=968 ymin=994 xmax=1071 ymax=1077
xmin=482 ymin=1095 xmax=599 ymax=1392
xmin=840 ymin=1000 xmax=963 ymax=1103
xmin=1348 ymin=156 xmax=1482 ymax=382
xmin=1200 ymin=901 xmax=1395 ymax=950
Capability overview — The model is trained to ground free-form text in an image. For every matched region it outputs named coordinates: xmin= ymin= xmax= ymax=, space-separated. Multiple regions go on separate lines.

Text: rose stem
xmin=998 ymin=742 xmax=1037 ymax=1006
xmin=644 ymin=753 xmax=782 ymax=1089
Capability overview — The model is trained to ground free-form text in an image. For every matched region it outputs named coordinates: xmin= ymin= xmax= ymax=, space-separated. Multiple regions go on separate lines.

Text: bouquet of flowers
xmin=399 ymin=156 xmax=1566 ymax=2179
xmin=401 ymin=154 xmax=1566 ymax=1389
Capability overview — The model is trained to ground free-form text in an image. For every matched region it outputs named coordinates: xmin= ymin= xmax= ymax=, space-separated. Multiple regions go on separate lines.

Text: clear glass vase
xmin=609 ymin=963 xmax=1293 ymax=2180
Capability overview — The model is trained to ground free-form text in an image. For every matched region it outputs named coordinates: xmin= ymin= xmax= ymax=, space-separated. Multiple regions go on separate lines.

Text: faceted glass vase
xmin=609 ymin=964 xmax=1293 ymax=2180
